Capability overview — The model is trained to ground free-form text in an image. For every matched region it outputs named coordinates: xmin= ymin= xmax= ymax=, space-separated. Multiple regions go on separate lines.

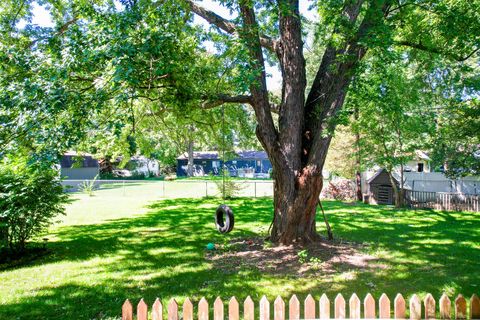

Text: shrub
xmin=321 ymin=179 xmax=356 ymax=201
xmin=213 ymin=170 xmax=244 ymax=199
xmin=0 ymin=164 xmax=69 ymax=253
xmin=78 ymin=175 xmax=98 ymax=196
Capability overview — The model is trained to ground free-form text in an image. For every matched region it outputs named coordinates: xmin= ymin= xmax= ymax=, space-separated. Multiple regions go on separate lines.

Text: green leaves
xmin=432 ymin=99 xmax=480 ymax=177
xmin=347 ymin=52 xmax=436 ymax=171
xmin=0 ymin=158 xmax=69 ymax=252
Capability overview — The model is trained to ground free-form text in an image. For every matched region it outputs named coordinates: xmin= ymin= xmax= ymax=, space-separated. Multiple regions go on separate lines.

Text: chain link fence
xmin=62 ymin=179 xmax=275 ymax=198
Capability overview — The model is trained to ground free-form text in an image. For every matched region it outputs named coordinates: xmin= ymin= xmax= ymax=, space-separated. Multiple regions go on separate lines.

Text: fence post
xmin=206 ymin=181 xmax=208 ymax=197
xmin=255 ymin=182 xmax=257 ymax=198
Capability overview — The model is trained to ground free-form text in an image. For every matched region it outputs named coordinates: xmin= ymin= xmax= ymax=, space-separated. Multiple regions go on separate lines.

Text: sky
xmin=22 ymin=1 xmax=318 ymax=90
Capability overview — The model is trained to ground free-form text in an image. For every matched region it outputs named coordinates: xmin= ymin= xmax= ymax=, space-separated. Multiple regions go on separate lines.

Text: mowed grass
xmin=0 ymin=182 xmax=479 ymax=319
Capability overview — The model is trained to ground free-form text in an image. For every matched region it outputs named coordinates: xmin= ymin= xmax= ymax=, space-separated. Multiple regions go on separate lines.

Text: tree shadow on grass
xmin=322 ymin=201 xmax=480 ymax=296
xmin=0 ymin=198 xmax=479 ymax=319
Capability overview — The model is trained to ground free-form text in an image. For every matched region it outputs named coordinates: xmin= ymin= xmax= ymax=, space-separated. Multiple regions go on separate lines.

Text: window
xmin=212 ymin=161 xmax=220 ymax=168
xmin=417 ymin=163 xmax=424 ymax=172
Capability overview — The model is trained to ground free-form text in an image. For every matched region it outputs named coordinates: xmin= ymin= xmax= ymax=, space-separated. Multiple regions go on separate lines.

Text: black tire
xmin=215 ymin=204 xmax=234 ymax=234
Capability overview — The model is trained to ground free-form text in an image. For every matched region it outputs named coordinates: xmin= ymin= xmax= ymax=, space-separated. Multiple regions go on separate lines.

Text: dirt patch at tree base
xmin=206 ymin=237 xmax=386 ymax=276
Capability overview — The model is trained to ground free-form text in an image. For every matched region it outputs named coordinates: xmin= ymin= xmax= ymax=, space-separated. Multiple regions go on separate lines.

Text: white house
xmin=404 ymin=150 xmax=431 ymax=173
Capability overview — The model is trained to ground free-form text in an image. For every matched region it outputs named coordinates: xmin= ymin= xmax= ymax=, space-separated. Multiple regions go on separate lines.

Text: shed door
xmin=377 ymin=184 xmax=393 ymax=205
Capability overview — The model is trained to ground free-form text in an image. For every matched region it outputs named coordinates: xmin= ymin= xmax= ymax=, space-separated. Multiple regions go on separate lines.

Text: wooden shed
xmin=367 ymin=169 xmax=399 ymax=205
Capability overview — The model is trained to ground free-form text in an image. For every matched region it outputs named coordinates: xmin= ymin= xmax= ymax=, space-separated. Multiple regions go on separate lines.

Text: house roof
xmin=61 ymin=152 xmax=99 ymax=168
xmin=177 ymin=150 xmax=269 ymax=160
xmin=64 ymin=150 xmax=94 ymax=157
xmin=236 ymin=150 xmax=268 ymax=160
xmin=177 ymin=151 xmax=219 ymax=160
xmin=415 ymin=150 xmax=431 ymax=161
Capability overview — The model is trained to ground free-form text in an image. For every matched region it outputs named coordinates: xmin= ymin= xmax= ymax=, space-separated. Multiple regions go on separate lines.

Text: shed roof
xmin=367 ymin=168 xmax=400 ymax=184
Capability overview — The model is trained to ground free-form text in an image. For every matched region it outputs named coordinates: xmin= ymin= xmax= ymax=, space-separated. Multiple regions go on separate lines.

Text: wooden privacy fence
xmin=404 ymin=190 xmax=480 ymax=212
xmin=122 ymin=293 xmax=480 ymax=320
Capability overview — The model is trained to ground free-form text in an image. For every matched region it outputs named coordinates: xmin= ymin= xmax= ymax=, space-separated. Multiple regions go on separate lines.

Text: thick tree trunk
xmin=354 ymin=107 xmax=363 ymax=202
xmin=187 ymin=139 xmax=194 ymax=177
xmin=355 ymin=170 xmax=362 ymax=201
xmin=269 ymin=164 xmax=324 ymax=244
xmin=388 ymin=171 xmax=404 ymax=208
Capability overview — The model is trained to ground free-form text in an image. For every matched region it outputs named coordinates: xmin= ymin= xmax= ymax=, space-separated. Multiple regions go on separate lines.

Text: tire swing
xmin=215 ymin=104 xmax=234 ymax=234
xmin=215 ymin=204 xmax=234 ymax=233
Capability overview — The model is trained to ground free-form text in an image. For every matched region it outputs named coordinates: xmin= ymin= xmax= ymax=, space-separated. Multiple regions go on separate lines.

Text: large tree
xmin=186 ymin=0 xmax=479 ymax=243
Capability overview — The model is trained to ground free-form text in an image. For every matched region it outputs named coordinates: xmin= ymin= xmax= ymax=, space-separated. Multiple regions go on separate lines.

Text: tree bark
xmin=269 ymin=163 xmax=324 ymax=244
xmin=187 ymin=139 xmax=194 ymax=177
xmin=354 ymin=107 xmax=363 ymax=202
xmin=387 ymin=170 xmax=404 ymax=208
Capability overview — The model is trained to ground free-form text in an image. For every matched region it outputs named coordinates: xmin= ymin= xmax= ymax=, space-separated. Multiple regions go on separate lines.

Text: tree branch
xmin=9 ymin=0 xmax=26 ymax=32
xmin=238 ymin=3 xmax=278 ymax=155
xmin=186 ymin=0 xmax=277 ymax=52
xmin=304 ymin=0 xmax=390 ymax=167
xmin=29 ymin=17 xmax=79 ymax=48
xmin=395 ymin=41 xmax=480 ymax=62
xmin=201 ymin=94 xmax=252 ymax=109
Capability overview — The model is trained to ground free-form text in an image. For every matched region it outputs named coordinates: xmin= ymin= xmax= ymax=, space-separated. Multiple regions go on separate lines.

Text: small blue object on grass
xmin=206 ymin=243 xmax=215 ymax=250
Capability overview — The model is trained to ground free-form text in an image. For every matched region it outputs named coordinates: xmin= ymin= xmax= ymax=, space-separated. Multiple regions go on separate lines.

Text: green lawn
xmin=0 ymin=183 xmax=479 ymax=319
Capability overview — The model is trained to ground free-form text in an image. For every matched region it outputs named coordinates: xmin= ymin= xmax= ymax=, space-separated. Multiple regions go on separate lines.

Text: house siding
xmin=61 ymin=167 xmax=99 ymax=180
xmin=60 ymin=154 xmax=99 ymax=180
xmin=176 ymin=155 xmax=272 ymax=177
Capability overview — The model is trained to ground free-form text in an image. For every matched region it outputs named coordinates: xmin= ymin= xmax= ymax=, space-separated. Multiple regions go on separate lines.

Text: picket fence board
xmin=305 ymin=294 xmax=316 ymax=319
xmin=229 ymin=297 xmax=239 ymax=320
xmin=379 ymin=293 xmax=390 ymax=319
xmin=274 ymin=296 xmax=285 ymax=320
xmin=456 ymin=295 xmax=467 ymax=319
xmin=349 ymin=293 xmax=361 ymax=319
xmin=183 ymin=298 xmax=193 ymax=320
xmin=439 ymin=293 xmax=451 ymax=320
xmin=319 ymin=294 xmax=330 ymax=319
xmin=260 ymin=296 xmax=269 ymax=320
xmin=167 ymin=299 xmax=177 ymax=320
xmin=289 ymin=294 xmax=300 ymax=320
xmin=214 ymin=297 xmax=224 ymax=320
xmin=334 ymin=294 xmax=345 ymax=319
xmin=244 ymin=296 xmax=254 ymax=320
xmin=394 ymin=294 xmax=406 ymax=319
